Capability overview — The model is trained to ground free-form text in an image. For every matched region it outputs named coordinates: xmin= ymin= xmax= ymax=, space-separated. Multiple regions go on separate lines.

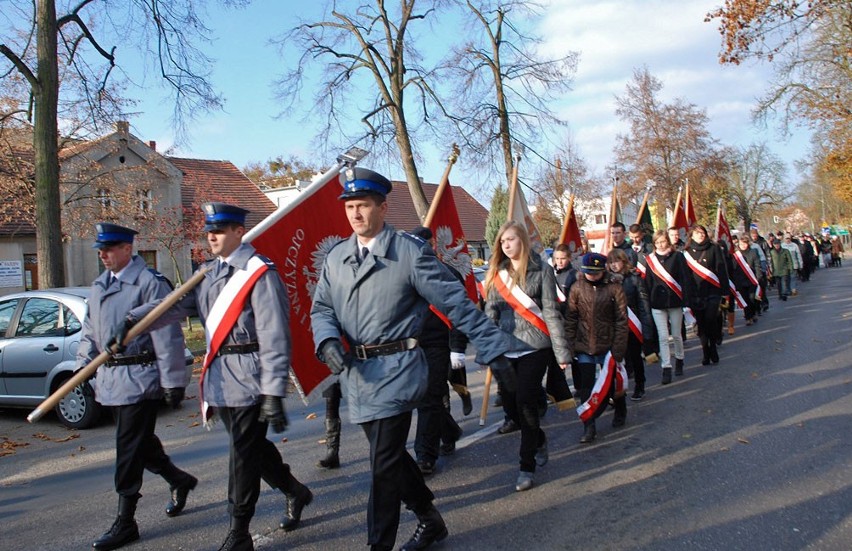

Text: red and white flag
xmin=684 ymin=181 xmax=697 ymax=227
xmin=670 ymin=187 xmax=689 ymax=244
xmin=245 ymin=165 xmax=350 ymax=398
xmin=715 ymin=200 xmax=733 ymax=252
xmin=508 ymin=179 xmax=547 ymax=260
xmin=427 ymin=180 xmax=479 ymax=303
xmin=558 ymin=194 xmax=584 ymax=262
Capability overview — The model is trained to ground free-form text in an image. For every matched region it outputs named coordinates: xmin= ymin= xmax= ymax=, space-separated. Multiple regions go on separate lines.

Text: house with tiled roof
xmin=0 ymin=122 xmax=274 ymax=295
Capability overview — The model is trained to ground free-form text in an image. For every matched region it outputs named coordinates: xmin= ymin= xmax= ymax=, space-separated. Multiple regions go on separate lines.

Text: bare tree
xmin=613 ymin=66 xmax=721 ymax=216
xmin=243 ymin=156 xmax=325 ymax=189
xmin=0 ymin=0 xmax=234 ymax=288
xmin=706 ymin=1 xmax=851 ymax=207
xmin=442 ymin=0 xmax=578 ymax=188
xmin=275 ymin=0 xmax=450 ymax=219
xmin=725 ymin=143 xmax=791 ymax=230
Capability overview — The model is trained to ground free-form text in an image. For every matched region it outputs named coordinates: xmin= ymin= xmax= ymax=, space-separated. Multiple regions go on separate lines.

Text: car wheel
xmin=54 ymin=379 xmax=102 ymax=429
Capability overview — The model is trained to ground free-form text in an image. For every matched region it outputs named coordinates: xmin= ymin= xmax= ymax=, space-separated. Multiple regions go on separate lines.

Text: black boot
xmin=612 ymin=397 xmax=627 ymax=427
xmin=661 ymin=367 xmax=673 ymax=385
xmin=674 ymin=358 xmax=684 ymax=376
xmin=218 ymin=517 xmax=253 ymax=551
xmin=165 ymin=472 xmax=197 ymax=517
xmin=400 ymin=504 xmax=448 ymax=551
xmin=93 ymin=494 xmax=140 ymax=550
xmin=317 ymin=418 xmax=341 ymax=469
xmin=580 ymin=420 xmax=596 ymax=443
xmin=279 ymin=481 xmax=313 ymax=532
xmin=631 ymin=382 xmax=645 ymax=401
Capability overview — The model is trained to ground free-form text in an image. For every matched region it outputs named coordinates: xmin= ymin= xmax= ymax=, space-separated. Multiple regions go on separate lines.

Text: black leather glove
xmin=106 ymin=318 xmax=136 ymax=354
xmin=163 ymin=387 xmax=185 ymax=409
xmin=489 ymin=355 xmax=517 ymax=394
xmin=258 ymin=395 xmax=288 ymax=433
xmin=319 ymin=338 xmax=350 ymax=375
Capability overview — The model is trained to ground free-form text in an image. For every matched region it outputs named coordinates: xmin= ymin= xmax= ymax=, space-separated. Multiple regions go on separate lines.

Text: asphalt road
xmin=1 ymin=265 xmax=850 ymax=551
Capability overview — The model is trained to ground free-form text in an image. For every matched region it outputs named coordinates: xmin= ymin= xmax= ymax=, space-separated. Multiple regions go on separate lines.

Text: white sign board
xmin=0 ymin=260 xmax=24 ymax=287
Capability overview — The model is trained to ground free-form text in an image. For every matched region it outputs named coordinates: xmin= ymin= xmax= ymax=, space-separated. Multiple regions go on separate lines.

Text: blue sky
xmin=124 ymin=0 xmax=811 ymax=203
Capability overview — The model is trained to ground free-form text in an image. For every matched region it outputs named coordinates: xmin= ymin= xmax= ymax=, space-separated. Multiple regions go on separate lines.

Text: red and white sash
xmin=627 ymin=306 xmax=643 ymax=342
xmin=636 ymin=262 xmax=646 ymax=278
xmin=493 ymin=269 xmax=550 ymax=336
xmin=684 ymin=251 xmax=721 ymax=288
xmin=733 ymin=250 xmax=762 ymax=300
xmin=200 ymin=256 xmax=269 ymax=426
xmin=728 ymin=279 xmax=747 ymax=308
xmin=576 ymin=351 xmax=628 ymax=423
xmin=555 ymin=282 xmax=566 ymax=303
xmin=646 ymin=253 xmax=683 ymax=299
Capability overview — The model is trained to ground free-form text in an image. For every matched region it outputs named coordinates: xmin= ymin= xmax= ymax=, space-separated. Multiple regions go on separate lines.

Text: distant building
xmin=0 ymin=122 xmax=274 ymax=296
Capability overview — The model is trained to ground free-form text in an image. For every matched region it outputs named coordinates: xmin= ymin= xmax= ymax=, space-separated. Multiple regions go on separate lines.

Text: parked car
xmin=0 ymin=287 xmax=194 ymax=429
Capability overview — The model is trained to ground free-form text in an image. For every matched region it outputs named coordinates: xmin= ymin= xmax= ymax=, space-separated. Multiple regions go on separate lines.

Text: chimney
xmin=115 ymin=120 xmax=129 ymax=134
xmin=148 ymin=140 xmax=156 ymax=151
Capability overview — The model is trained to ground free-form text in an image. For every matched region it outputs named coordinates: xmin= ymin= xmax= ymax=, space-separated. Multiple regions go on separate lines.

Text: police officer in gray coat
xmin=79 ymin=223 xmax=196 ymax=551
xmin=119 ymin=204 xmax=312 ymax=551
xmin=310 ymin=168 xmax=513 ymax=551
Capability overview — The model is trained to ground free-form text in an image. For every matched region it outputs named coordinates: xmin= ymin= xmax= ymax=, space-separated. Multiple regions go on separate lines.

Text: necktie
xmin=220 ymin=261 xmax=229 ymax=276
xmin=107 ymin=274 xmax=115 ymax=288
xmin=361 ymin=247 xmax=369 ymax=263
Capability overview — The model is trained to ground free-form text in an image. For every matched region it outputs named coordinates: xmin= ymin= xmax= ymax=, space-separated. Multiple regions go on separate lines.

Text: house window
xmin=138 ymin=250 xmax=157 ymax=270
xmin=137 ymin=189 xmax=153 ymax=214
xmin=594 ymin=214 xmax=607 ymax=225
xmin=97 ymin=188 xmax=113 ymax=209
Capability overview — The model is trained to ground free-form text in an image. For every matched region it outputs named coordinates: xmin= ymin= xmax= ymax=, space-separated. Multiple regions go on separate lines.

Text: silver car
xmin=0 ymin=287 xmax=193 ymax=429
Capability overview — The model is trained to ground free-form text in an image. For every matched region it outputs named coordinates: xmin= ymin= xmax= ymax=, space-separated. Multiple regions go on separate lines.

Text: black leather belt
xmin=354 ymin=338 xmax=419 ymax=360
xmin=106 ymin=351 xmax=156 ymax=367
xmin=216 ymin=342 xmax=259 ymax=357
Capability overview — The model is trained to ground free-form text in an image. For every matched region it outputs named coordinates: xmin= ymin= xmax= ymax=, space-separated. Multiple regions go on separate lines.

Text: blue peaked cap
xmin=203 ymin=202 xmax=250 ymax=231
xmin=338 ymin=167 xmax=393 ymax=200
xmin=93 ymin=223 xmax=137 ymax=249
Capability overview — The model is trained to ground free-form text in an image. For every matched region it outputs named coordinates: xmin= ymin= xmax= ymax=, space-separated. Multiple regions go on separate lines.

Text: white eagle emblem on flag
xmin=304 ymin=235 xmax=346 ymax=299
xmin=434 ymin=225 xmax=472 ymax=279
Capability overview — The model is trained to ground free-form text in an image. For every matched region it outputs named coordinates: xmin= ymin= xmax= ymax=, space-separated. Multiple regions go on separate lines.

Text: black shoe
xmin=166 ymin=474 xmax=198 ymax=517
xmin=709 ymin=347 xmax=719 ymax=364
xmin=218 ymin=530 xmax=253 ymax=551
xmin=400 ymin=506 xmax=448 ymax=551
xmin=460 ymin=392 xmax=473 ymax=416
xmin=630 ymin=388 xmax=645 ymax=401
xmin=661 ymin=367 xmax=672 ymax=385
xmin=279 ymin=484 xmax=313 ymax=532
xmin=580 ymin=422 xmax=596 ymax=444
xmin=497 ymin=419 xmax=519 ymax=434
xmin=702 ymin=357 xmax=710 ymax=366
xmin=93 ymin=517 xmax=139 ymax=551
xmin=439 ymin=441 xmax=456 ymax=456
xmin=417 ymin=459 xmax=435 ymax=475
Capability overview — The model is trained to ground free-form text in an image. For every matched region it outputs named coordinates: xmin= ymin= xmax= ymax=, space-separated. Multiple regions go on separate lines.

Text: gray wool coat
xmin=78 ymin=255 xmax=188 ymax=406
xmin=130 ymin=243 xmax=290 ymax=407
xmin=310 ymin=224 xmax=509 ymax=424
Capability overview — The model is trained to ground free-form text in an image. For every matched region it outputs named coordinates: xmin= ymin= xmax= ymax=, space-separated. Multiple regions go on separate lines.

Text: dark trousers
xmin=361 ymin=412 xmax=434 ymax=548
xmin=415 ymin=346 xmax=461 ymax=463
xmin=737 ymin=284 xmax=758 ymax=320
xmin=544 ymin=349 xmax=572 ymax=403
xmin=625 ymin=334 xmax=645 ymax=387
xmin=113 ymin=399 xmax=189 ymax=498
xmin=694 ymin=295 xmax=722 ymax=356
xmin=219 ymin=405 xmax=300 ymax=520
xmin=501 ymin=349 xmax=549 ymax=473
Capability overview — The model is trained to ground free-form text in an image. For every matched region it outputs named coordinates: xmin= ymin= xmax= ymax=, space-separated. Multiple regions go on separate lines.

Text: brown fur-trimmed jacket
xmin=565 ymin=272 xmax=629 ymax=362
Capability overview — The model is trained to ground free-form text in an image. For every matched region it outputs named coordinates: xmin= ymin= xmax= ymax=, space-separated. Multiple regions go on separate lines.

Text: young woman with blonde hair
xmin=483 ymin=221 xmax=569 ymax=491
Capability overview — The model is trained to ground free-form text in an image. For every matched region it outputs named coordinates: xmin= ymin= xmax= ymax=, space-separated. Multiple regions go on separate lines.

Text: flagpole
xmin=670 ymin=186 xmax=684 ymax=226
xmin=423 ymin=144 xmax=460 ymax=227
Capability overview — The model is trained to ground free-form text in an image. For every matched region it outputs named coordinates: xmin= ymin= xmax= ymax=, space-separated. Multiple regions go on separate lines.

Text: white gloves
xmin=450 ymin=352 xmax=467 ymax=370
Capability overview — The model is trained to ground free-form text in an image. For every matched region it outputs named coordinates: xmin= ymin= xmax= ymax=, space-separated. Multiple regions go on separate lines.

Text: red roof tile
xmin=167 ymin=157 xmax=276 ymax=230
xmin=384 ymin=181 xmax=488 ymax=242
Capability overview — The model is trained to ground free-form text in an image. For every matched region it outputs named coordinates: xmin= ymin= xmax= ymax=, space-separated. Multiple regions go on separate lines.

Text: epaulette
xmin=147 ymin=268 xmax=175 ymax=290
xmin=400 ymin=230 xmax=428 ymax=247
xmin=255 ymin=254 xmax=278 ymax=271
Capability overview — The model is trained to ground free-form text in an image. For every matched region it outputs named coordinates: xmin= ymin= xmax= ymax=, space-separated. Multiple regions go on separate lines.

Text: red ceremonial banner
xmin=715 ymin=202 xmax=733 ymax=252
xmin=671 ymin=187 xmax=689 ymax=243
xmin=559 ymin=196 xmax=584 ymax=262
xmin=685 ymin=182 xmax=697 ymax=227
xmin=245 ymin=165 xmax=350 ymax=397
xmin=427 ymin=180 xmax=479 ymax=303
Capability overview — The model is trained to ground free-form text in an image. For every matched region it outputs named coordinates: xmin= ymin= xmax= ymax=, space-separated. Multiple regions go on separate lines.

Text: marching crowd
xmin=74 ymin=166 xmax=844 ymax=551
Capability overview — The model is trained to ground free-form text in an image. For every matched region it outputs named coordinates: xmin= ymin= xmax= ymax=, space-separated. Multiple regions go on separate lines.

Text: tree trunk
xmin=34 ymin=0 xmax=65 ymax=289
xmin=393 ymin=111 xmax=429 ymax=221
